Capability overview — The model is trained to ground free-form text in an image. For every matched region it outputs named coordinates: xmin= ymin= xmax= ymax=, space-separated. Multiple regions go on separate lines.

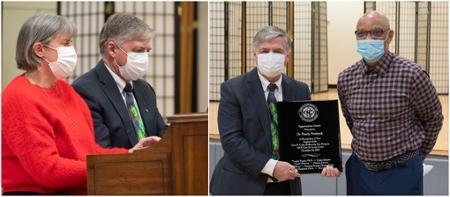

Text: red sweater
xmin=2 ymin=75 xmax=128 ymax=194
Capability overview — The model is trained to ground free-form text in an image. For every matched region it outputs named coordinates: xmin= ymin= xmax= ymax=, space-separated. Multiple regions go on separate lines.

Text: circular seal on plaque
xmin=298 ymin=103 xmax=319 ymax=122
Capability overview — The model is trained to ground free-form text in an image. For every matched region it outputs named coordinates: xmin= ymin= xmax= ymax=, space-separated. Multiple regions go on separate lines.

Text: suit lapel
xmin=95 ymin=61 xmax=139 ymax=145
xmin=245 ymin=69 xmax=272 ymax=149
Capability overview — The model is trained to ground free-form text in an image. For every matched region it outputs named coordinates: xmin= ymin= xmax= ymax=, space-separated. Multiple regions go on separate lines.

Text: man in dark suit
xmin=210 ymin=26 xmax=340 ymax=195
xmin=73 ymin=13 xmax=165 ymax=149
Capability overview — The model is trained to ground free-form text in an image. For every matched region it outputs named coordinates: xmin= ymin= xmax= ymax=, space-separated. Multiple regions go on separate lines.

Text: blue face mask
xmin=356 ymin=40 xmax=385 ymax=63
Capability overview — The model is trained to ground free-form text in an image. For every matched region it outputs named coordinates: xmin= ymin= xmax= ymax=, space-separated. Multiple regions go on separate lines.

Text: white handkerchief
xmin=423 ymin=163 xmax=433 ymax=176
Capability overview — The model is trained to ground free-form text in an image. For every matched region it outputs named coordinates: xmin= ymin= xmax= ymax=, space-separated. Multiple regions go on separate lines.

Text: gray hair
xmin=16 ymin=14 xmax=76 ymax=71
xmin=99 ymin=13 xmax=154 ymax=54
xmin=252 ymin=26 xmax=291 ymax=53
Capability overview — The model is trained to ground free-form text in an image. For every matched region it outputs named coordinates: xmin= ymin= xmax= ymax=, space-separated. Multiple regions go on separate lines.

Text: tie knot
xmin=124 ymin=83 xmax=133 ymax=93
xmin=267 ymin=83 xmax=278 ymax=92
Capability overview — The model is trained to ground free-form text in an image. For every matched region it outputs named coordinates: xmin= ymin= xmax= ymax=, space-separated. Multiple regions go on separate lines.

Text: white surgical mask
xmin=257 ymin=52 xmax=285 ymax=78
xmin=116 ymin=46 xmax=149 ymax=81
xmin=44 ymin=46 xmax=78 ymax=79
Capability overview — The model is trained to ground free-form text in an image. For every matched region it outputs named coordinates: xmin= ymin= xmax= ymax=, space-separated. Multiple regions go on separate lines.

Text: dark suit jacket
xmin=210 ymin=68 xmax=310 ymax=195
xmin=72 ymin=60 xmax=166 ymax=149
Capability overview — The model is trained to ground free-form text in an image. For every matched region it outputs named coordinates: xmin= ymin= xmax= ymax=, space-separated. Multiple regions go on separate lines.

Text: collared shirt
xmin=258 ymin=71 xmax=283 ymax=102
xmin=257 ymin=71 xmax=283 ymax=181
xmin=104 ymin=63 xmax=144 ymax=124
xmin=337 ymin=51 xmax=443 ymax=161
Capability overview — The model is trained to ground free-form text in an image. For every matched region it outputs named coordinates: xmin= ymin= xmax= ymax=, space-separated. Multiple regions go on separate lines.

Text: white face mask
xmin=116 ymin=47 xmax=149 ymax=81
xmin=44 ymin=46 xmax=78 ymax=79
xmin=256 ymin=52 xmax=285 ymax=78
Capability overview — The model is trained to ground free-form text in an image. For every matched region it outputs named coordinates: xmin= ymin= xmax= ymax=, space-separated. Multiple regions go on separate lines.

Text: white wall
xmin=197 ymin=2 xmax=208 ymax=112
xmin=2 ymin=2 xmax=57 ymax=90
xmin=327 ymin=1 xmax=363 ymax=85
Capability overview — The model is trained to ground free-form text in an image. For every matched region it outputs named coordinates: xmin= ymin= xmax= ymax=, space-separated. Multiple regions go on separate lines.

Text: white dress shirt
xmin=257 ymin=71 xmax=283 ymax=182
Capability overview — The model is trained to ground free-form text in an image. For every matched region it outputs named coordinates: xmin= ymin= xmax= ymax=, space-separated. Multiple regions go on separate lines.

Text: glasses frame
xmin=354 ymin=28 xmax=390 ymax=40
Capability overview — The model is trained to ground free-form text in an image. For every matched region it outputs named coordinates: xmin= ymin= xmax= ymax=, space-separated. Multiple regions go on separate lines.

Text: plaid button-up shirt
xmin=337 ymin=51 xmax=443 ymax=161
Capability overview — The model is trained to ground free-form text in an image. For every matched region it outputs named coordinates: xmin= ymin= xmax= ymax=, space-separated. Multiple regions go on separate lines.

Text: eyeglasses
xmin=354 ymin=28 xmax=389 ymax=40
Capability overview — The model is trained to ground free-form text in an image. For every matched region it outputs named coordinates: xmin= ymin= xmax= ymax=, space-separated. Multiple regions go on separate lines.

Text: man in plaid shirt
xmin=337 ymin=11 xmax=443 ymax=195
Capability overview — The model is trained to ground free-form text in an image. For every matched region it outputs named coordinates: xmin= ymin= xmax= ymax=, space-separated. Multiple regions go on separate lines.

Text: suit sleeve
xmin=218 ymin=82 xmax=271 ymax=176
xmin=145 ymin=82 xmax=166 ymax=137
xmin=155 ymin=111 xmax=166 ymax=137
xmin=150 ymin=103 xmax=166 ymax=137
xmin=76 ymin=90 xmax=128 ymax=154
xmin=73 ymin=83 xmax=112 ymax=148
xmin=303 ymin=83 xmax=311 ymax=100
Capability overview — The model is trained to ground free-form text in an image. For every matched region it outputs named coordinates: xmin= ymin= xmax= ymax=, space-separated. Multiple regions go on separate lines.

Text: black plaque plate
xmin=277 ymin=100 xmax=342 ymax=174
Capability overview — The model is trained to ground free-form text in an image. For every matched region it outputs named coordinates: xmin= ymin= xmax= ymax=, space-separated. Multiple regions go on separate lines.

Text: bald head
xmin=355 ymin=11 xmax=394 ymax=66
xmin=357 ymin=11 xmax=390 ymax=31
xmin=355 ymin=11 xmax=394 ymax=50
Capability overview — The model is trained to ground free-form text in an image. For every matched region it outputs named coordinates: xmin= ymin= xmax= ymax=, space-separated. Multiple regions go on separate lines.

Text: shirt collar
xmin=257 ymin=71 xmax=282 ymax=92
xmin=359 ymin=51 xmax=394 ymax=76
xmin=104 ymin=63 xmax=133 ymax=92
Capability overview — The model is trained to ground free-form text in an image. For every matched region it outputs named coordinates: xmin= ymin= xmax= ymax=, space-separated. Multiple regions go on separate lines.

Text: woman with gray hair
xmin=2 ymin=14 xmax=160 ymax=195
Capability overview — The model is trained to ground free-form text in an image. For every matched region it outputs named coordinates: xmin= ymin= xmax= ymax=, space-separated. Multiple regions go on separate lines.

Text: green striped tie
xmin=267 ymin=83 xmax=279 ymax=159
xmin=124 ymin=83 xmax=147 ymax=141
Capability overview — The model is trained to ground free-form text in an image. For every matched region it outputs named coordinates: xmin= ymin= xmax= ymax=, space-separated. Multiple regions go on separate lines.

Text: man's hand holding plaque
xmin=273 ymin=161 xmax=301 ymax=182
xmin=321 ymin=164 xmax=341 ymax=177
xmin=273 ymin=160 xmax=340 ymax=181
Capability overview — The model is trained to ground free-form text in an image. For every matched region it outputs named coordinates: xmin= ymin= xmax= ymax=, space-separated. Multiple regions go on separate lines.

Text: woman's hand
xmin=128 ymin=136 xmax=161 ymax=153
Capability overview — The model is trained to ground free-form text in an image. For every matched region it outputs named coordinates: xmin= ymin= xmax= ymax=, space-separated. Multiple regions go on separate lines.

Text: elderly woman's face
xmin=114 ymin=39 xmax=152 ymax=67
xmin=42 ymin=33 xmax=74 ymax=63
